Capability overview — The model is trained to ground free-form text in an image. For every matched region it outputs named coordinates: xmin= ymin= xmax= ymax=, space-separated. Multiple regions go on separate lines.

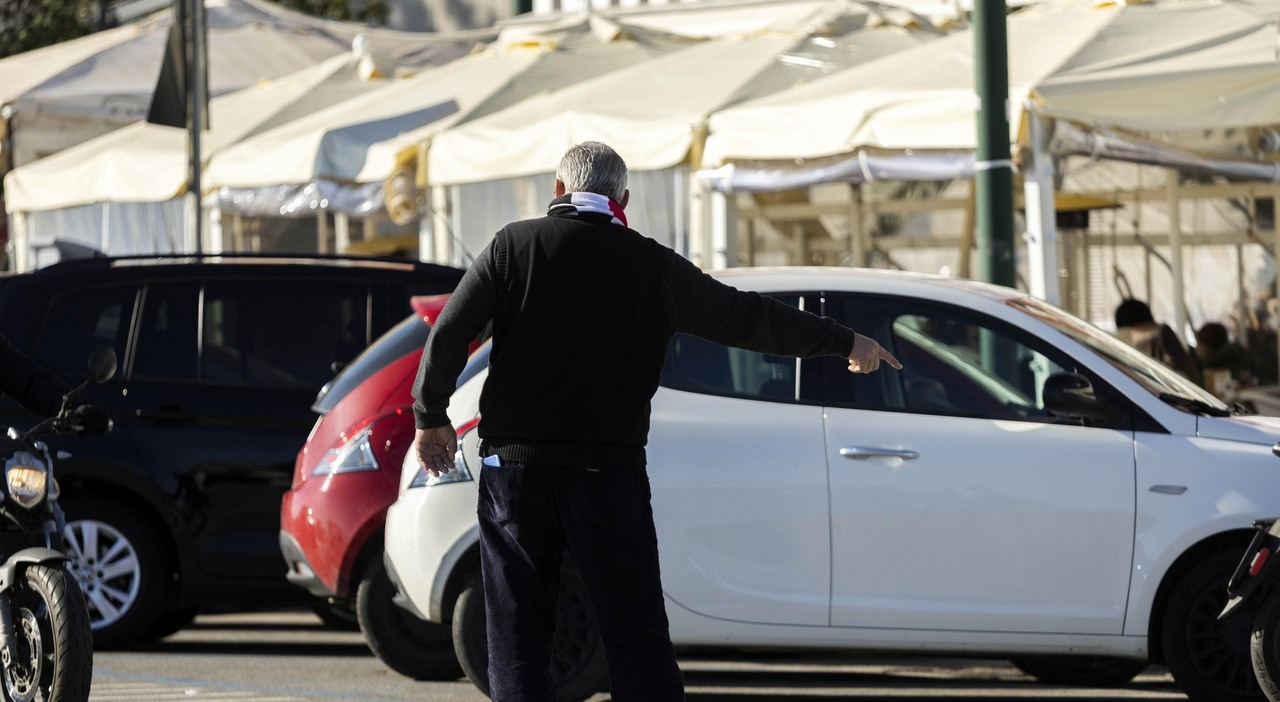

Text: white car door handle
xmin=840 ymin=446 xmax=920 ymax=460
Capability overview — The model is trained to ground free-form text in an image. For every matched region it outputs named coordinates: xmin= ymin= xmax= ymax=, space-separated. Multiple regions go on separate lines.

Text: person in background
xmin=411 ymin=141 xmax=900 ymax=702
xmin=1195 ymin=321 xmax=1256 ymax=385
xmin=1113 ymin=298 xmax=1201 ymax=385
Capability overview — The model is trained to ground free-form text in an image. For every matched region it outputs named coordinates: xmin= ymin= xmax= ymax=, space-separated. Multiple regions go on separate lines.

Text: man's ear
xmin=619 ymin=189 xmax=630 ymax=209
xmin=554 ymin=179 xmax=567 ymax=197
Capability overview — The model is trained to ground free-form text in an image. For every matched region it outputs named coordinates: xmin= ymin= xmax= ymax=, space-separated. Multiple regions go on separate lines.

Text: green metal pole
xmin=973 ymin=0 xmax=1016 ymax=288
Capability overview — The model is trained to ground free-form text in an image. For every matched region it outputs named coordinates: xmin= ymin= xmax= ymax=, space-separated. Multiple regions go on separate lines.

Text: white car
xmin=383 ymin=267 xmax=1280 ymax=702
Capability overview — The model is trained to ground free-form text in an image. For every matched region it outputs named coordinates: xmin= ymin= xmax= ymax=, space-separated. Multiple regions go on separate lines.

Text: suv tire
xmin=357 ymin=558 xmax=462 ymax=681
xmin=61 ymin=497 xmax=167 ymax=649
xmin=451 ymin=565 xmax=608 ymax=702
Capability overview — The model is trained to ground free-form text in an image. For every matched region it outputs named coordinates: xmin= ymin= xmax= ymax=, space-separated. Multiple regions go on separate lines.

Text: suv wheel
xmin=357 ymin=558 xmax=462 ymax=680
xmin=452 ymin=565 xmax=608 ymax=702
xmin=1163 ymin=549 xmax=1276 ymax=701
xmin=61 ymin=498 xmax=167 ymax=649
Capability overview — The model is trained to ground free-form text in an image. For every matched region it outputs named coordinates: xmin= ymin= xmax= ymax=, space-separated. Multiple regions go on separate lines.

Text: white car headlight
xmin=404 ymin=444 xmax=473 ymax=488
xmin=313 ymin=433 xmax=379 ymax=476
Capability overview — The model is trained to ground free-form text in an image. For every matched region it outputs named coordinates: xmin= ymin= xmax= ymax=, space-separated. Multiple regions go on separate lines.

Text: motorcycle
xmin=1221 ymin=514 xmax=1280 ymax=701
xmin=0 ymin=348 xmax=115 ymax=702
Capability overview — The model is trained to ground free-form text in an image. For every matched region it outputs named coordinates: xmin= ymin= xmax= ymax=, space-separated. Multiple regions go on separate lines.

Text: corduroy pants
xmin=478 ymin=461 xmax=685 ymax=702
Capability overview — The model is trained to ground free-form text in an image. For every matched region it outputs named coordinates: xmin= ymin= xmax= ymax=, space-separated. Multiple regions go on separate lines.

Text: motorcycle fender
xmin=0 ymin=548 xmax=68 ymax=593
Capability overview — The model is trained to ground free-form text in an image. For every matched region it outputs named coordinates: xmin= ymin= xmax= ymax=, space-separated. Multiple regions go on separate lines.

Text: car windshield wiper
xmin=1159 ymin=392 xmax=1232 ymax=417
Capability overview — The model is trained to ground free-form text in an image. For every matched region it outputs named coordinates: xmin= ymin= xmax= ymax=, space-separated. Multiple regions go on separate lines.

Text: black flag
xmin=146 ymin=0 xmax=209 ymax=130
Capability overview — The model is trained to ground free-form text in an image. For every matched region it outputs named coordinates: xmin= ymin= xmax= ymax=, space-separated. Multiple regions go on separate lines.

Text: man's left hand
xmin=415 ymin=425 xmax=458 ymax=477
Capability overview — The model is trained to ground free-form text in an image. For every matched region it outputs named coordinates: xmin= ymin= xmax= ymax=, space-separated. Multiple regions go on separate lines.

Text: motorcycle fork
xmin=0 ymin=590 xmax=15 ymax=667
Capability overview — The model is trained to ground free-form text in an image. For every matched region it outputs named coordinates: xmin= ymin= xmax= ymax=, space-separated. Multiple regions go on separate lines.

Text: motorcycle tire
xmin=1010 ymin=655 xmax=1148 ymax=687
xmin=451 ymin=565 xmax=608 ymax=702
xmin=1252 ymin=592 xmax=1280 ymax=702
xmin=356 ymin=558 xmax=462 ymax=681
xmin=1163 ymin=549 xmax=1275 ymax=702
xmin=1 ymin=564 xmax=92 ymax=702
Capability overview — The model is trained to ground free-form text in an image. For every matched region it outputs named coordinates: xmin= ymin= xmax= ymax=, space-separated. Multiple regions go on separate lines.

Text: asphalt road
xmin=87 ymin=610 xmax=1192 ymax=701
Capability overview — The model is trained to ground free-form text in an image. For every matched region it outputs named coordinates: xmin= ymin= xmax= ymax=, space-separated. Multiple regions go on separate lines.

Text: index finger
xmin=879 ymin=347 xmax=903 ymax=370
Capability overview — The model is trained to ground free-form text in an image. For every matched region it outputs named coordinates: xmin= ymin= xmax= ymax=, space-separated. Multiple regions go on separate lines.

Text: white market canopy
xmin=423 ymin=0 xmax=938 ymax=186
xmin=700 ymin=0 xmax=1280 ymax=166
xmin=0 ymin=0 xmax=483 ymax=174
xmin=3 ymin=53 xmax=386 ymax=212
xmin=201 ymin=29 xmax=676 ymax=192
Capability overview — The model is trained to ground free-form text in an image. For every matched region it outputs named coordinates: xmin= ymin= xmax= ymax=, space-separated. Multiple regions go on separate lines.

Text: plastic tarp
xmin=701 ymin=0 xmax=1280 ymax=166
xmin=699 ymin=152 xmax=976 ymax=192
xmin=3 ymin=53 xmax=384 ymax=212
xmin=424 ymin=1 xmax=937 ymax=186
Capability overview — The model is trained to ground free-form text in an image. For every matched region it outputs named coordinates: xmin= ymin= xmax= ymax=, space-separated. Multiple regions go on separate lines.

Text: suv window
xmin=202 ymin=281 xmax=368 ymax=389
xmin=660 ymin=295 xmax=805 ymax=402
xmin=133 ymin=280 xmax=369 ymax=389
xmin=35 ymin=286 xmax=136 ymax=376
xmin=132 ymin=283 xmax=199 ymax=380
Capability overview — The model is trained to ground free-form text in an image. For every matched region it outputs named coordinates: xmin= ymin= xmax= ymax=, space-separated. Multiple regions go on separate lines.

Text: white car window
xmin=660 ymin=295 xmax=807 ymax=402
xmin=832 ymin=296 xmax=1119 ymax=425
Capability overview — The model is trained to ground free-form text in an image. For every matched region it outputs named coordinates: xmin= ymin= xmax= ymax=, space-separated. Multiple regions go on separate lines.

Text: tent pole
xmin=431 ymin=185 xmax=450 ymax=264
xmin=710 ymin=189 xmax=737 ymax=269
xmin=958 ymin=180 xmax=976 ymax=278
xmin=208 ymin=206 xmax=223 ymax=254
xmin=1024 ymin=112 xmax=1060 ymax=304
xmin=12 ymin=211 xmax=28 ymax=272
xmin=673 ymin=168 xmax=686 ymax=258
xmin=417 ymin=205 xmax=433 ymax=263
xmin=334 ymin=213 xmax=350 ymax=254
xmin=688 ymin=177 xmax=708 ymax=268
xmin=1167 ymin=170 xmax=1188 ymax=342
xmin=848 ymin=184 xmax=864 ymax=268
xmin=317 ymin=212 xmax=331 ymax=254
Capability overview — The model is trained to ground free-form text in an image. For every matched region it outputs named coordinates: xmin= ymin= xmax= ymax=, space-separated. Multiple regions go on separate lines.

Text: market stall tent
xmin=697 ymin=0 xmax=1280 ymax=331
xmin=0 ymin=0 xmax=353 ymax=175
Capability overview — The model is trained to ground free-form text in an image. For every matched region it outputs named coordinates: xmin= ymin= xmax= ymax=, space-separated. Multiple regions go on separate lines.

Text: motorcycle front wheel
xmin=1252 ymin=593 xmax=1280 ymax=702
xmin=1 ymin=564 xmax=92 ymax=702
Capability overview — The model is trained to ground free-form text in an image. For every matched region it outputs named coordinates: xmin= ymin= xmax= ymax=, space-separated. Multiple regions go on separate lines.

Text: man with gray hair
xmin=413 ymin=141 xmax=899 ymax=701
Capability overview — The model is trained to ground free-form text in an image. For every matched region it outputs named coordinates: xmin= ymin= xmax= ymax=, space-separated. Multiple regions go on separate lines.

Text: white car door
xmin=647 ymin=294 xmax=832 ymax=627
xmin=823 ymin=295 xmax=1137 ymax=635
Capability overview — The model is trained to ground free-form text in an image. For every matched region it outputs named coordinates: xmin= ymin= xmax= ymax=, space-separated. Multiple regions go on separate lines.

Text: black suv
xmin=0 ymin=255 xmax=463 ymax=647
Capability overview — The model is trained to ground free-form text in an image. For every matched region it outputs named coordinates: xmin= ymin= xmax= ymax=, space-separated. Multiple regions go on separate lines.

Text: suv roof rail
xmin=33 ymin=252 xmax=463 ymax=273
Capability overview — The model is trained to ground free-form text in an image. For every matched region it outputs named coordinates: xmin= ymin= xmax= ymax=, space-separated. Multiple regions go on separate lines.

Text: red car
xmin=279 ymin=295 xmax=479 ymax=680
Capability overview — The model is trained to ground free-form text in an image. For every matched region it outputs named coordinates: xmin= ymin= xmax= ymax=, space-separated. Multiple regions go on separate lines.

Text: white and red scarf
xmin=547 ymin=192 xmax=627 ymax=228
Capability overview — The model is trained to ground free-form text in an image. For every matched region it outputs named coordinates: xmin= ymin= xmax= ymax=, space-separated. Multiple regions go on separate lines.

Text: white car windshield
xmin=1007 ymin=296 xmax=1230 ymax=413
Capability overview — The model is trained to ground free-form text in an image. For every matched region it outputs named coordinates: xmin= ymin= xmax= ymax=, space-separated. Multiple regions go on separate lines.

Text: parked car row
xmin=0 ymin=254 xmax=465 ymax=648
xmin=7 ymin=255 xmax=1280 ymax=702
xmin=367 ymin=267 xmax=1279 ymax=702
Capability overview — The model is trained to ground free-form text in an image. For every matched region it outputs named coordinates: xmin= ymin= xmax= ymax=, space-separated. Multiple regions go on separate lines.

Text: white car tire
xmin=451 ymin=565 xmax=608 ymax=702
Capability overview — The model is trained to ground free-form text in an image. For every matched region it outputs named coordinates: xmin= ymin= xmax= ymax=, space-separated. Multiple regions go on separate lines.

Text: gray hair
xmin=556 ymin=141 xmax=628 ymax=203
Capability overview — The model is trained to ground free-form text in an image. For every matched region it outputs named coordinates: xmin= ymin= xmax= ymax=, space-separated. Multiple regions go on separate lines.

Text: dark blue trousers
xmin=478 ymin=461 xmax=685 ymax=702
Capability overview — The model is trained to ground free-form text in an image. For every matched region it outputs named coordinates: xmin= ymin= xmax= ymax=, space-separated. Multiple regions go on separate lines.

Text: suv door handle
xmin=839 ymin=446 xmax=919 ymax=460
xmin=136 ymin=405 xmax=199 ymax=423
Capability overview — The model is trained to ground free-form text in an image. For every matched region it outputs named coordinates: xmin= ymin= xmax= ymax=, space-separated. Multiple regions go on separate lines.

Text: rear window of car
xmin=312 ymin=314 xmax=431 ymax=414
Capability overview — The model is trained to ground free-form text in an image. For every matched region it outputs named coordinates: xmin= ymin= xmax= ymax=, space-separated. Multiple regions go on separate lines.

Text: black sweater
xmin=412 ymin=206 xmax=857 ymax=468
